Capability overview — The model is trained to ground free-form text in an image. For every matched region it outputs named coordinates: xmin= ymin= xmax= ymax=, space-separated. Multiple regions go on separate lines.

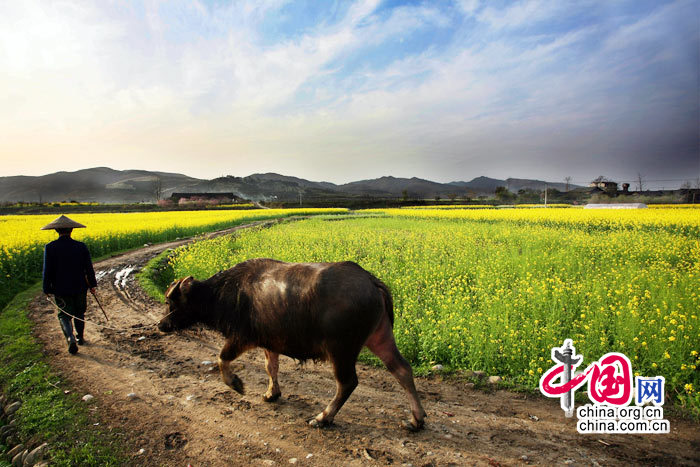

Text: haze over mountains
xmin=0 ymin=167 xmax=578 ymax=203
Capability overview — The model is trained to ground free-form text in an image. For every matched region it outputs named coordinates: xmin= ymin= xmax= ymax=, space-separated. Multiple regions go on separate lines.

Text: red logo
xmin=540 ymin=340 xmax=633 ymax=417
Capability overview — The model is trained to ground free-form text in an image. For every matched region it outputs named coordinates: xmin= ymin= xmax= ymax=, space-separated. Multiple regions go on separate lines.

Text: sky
xmin=1 ymin=0 xmax=698 ymax=188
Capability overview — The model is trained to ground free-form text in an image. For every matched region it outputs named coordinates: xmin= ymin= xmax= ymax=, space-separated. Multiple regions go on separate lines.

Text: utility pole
xmin=636 ymin=172 xmax=645 ymax=192
xmin=544 ymin=183 xmax=548 ymax=207
xmin=299 ymin=190 xmax=302 ymax=207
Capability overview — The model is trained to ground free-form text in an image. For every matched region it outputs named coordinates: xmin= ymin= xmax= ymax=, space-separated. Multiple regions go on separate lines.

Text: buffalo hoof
xmin=225 ymin=374 xmax=245 ymax=395
xmin=231 ymin=376 xmax=245 ymax=394
xmin=308 ymin=418 xmax=333 ymax=428
xmin=402 ymin=419 xmax=425 ymax=432
xmin=262 ymin=392 xmax=281 ymax=403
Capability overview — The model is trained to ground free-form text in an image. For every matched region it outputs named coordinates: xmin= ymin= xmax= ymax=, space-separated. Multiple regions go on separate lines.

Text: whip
xmin=85 ymin=276 xmax=109 ymax=321
xmin=89 ymin=289 xmax=110 ymax=321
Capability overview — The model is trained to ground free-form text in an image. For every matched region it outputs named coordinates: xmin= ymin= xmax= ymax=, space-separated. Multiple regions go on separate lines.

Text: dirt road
xmin=29 ymin=224 xmax=700 ymax=466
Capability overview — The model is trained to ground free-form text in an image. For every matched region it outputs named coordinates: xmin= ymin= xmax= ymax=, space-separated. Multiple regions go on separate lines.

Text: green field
xmin=167 ymin=212 xmax=700 ymax=412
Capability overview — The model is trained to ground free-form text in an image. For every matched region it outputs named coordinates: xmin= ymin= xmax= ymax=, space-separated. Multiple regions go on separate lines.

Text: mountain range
xmin=0 ymin=167 xmax=580 ymax=203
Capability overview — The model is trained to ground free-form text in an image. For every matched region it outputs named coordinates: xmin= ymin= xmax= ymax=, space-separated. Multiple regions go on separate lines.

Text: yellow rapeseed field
xmin=167 ymin=208 xmax=699 ymax=409
xmin=365 ymin=207 xmax=700 ymax=237
xmin=0 ymin=208 xmax=346 ymax=307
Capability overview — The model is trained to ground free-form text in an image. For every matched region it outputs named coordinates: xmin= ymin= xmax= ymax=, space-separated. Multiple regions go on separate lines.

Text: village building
xmin=170 ymin=192 xmax=243 ymax=203
xmin=588 ymin=180 xmax=619 ymax=193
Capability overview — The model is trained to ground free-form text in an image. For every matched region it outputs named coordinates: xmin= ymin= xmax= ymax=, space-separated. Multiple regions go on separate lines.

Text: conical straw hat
xmin=40 ymin=215 xmax=87 ymax=230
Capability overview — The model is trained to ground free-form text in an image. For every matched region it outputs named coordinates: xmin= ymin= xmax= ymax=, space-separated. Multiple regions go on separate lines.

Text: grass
xmin=0 ymin=285 xmax=126 ymax=466
xmin=136 ymin=248 xmax=176 ymax=303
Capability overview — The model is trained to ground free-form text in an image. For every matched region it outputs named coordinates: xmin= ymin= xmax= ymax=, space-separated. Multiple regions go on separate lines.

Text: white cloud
xmin=456 ymin=0 xmax=480 ymax=15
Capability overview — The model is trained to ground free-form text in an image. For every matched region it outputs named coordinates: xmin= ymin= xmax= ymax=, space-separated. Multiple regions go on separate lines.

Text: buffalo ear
xmin=181 ymin=276 xmax=195 ymax=294
xmin=165 ymin=279 xmax=182 ymax=299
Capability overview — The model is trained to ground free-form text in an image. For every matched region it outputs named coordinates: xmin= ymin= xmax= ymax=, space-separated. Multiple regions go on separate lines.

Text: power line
xmin=569 ymin=178 xmax=697 ymax=184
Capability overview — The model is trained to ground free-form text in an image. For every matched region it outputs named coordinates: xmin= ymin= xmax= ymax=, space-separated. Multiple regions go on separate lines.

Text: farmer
xmin=41 ymin=215 xmax=98 ymax=354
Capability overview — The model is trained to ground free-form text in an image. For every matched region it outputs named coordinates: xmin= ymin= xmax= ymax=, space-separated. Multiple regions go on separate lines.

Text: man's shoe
xmin=68 ymin=338 xmax=78 ymax=355
xmin=77 ymin=336 xmax=85 ymax=345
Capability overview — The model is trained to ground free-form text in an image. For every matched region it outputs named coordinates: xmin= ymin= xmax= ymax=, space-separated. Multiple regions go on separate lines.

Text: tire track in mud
xmin=27 ymin=221 xmax=700 ymax=466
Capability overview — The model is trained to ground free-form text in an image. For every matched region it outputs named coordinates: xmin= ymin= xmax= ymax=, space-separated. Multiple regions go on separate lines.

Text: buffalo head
xmin=158 ymin=276 xmax=197 ymax=332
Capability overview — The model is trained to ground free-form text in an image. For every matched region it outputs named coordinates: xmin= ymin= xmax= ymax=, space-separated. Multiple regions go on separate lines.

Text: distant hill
xmin=450 ymin=177 xmax=573 ymax=193
xmin=0 ymin=167 xmax=200 ymax=203
xmin=449 ymin=176 xmax=504 ymax=192
xmin=0 ymin=167 xmax=581 ymax=203
xmin=180 ymin=173 xmax=341 ymax=201
xmin=337 ymin=176 xmax=463 ymax=198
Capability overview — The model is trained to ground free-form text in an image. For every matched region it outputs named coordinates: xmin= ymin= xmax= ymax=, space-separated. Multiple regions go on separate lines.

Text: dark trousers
xmin=55 ymin=293 xmax=87 ymax=340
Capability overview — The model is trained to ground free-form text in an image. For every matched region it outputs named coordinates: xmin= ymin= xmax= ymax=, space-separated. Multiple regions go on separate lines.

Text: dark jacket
xmin=43 ymin=236 xmax=97 ymax=295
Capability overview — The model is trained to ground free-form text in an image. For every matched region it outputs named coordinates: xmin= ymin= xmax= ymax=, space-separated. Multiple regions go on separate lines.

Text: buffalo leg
xmin=310 ymin=358 xmax=358 ymax=427
xmin=263 ymin=350 xmax=281 ymax=402
xmin=218 ymin=340 xmax=247 ymax=394
xmin=365 ymin=316 xmax=426 ymax=430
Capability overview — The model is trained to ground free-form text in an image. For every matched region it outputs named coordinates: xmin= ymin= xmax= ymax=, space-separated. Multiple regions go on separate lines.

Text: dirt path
xmin=28 ymin=223 xmax=700 ymax=466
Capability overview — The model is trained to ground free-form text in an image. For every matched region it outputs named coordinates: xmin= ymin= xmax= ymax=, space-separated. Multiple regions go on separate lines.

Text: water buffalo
xmin=158 ymin=258 xmax=426 ymax=430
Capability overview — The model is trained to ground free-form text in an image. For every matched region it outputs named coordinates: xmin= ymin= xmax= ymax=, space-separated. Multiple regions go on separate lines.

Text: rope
xmin=46 ymin=297 xmax=220 ymax=353
xmin=46 ymin=296 xmax=171 ymax=333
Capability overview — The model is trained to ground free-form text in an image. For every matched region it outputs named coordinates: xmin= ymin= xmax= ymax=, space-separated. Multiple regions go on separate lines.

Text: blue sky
xmin=1 ymin=0 xmax=697 ymax=188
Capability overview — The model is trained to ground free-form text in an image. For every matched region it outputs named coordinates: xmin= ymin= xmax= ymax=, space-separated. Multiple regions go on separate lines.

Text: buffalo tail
xmin=371 ymin=277 xmax=394 ymax=327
